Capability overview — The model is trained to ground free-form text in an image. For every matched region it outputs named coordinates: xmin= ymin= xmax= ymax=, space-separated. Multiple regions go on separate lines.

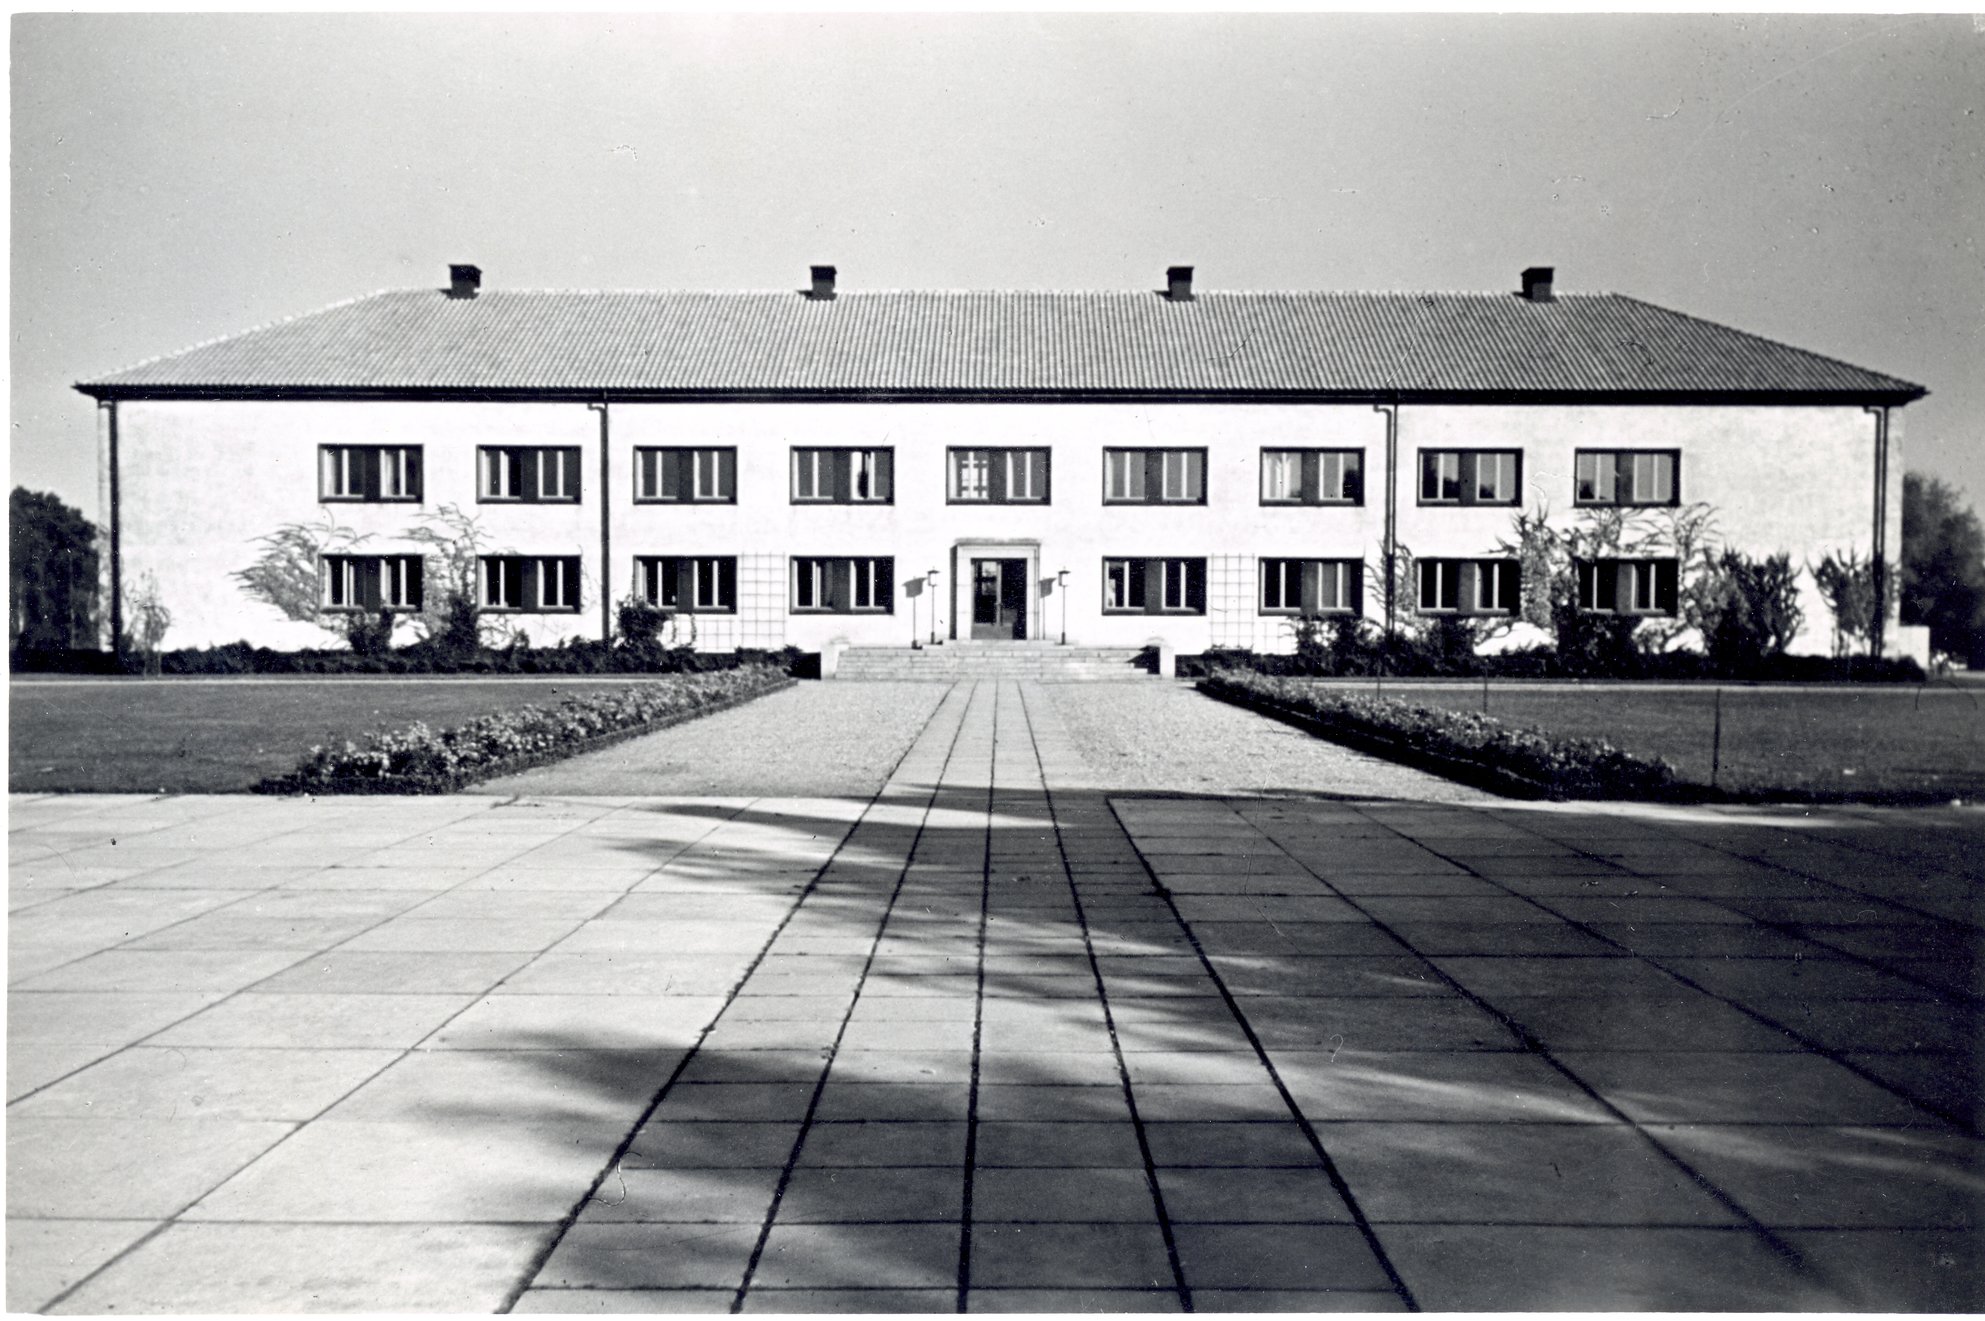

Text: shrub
xmin=1201 ymin=670 xmax=1680 ymax=799
xmin=261 ymin=666 xmax=790 ymax=793
xmin=344 ymin=609 xmax=397 ymax=658
xmin=1700 ymin=551 xmax=1804 ymax=672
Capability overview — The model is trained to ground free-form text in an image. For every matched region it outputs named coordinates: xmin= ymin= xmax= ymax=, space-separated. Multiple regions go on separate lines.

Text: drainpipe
xmin=1865 ymin=404 xmax=1891 ymax=658
xmin=589 ymin=400 xmax=612 ymax=643
xmin=101 ymin=399 xmax=123 ymax=659
xmin=1374 ymin=401 xmax=1400 ymax=636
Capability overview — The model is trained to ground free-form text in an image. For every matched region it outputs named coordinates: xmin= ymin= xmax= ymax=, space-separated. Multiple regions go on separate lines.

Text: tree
xmin=1811 ymin=549 xmax=1895 ymax=657
xmin=10 ymin=488 xmax=100 ymax=650
xmin=1902 ymin=473 xmax=1985 ymax=665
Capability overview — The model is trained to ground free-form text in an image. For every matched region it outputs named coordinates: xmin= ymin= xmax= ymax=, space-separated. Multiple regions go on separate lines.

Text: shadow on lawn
xmin=391 ymin=785 xmax=1985 ymax=1310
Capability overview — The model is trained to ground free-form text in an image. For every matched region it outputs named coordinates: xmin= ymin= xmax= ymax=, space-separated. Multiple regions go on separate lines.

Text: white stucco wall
xmin=108 ymin=396 xmax=1897 ymax=656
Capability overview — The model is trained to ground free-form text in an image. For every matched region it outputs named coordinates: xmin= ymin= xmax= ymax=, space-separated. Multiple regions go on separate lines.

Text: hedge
xmin=1199 ymin=670 xmax=1684 ymax=800
xmin=1178 ymin=645 xmax=1927 ymax=684
xmin=257 ymin=667 xmax=793 ymax=795
xmin=10 ymin=641 xmax=811 ymax=678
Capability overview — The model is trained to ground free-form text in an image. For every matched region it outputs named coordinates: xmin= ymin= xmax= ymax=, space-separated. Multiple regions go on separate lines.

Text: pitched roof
xmin=76 ymin=287 xmax=1926 ymax=401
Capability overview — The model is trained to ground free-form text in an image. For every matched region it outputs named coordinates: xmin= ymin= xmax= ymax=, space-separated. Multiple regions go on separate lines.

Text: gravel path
xmin=479 ymin=678 xmax=1490 ymax=803
xmin=472 ymin=681 xmax=950 ymax=797
xmin=1030 ymin=681 xmax=1496 ymax=802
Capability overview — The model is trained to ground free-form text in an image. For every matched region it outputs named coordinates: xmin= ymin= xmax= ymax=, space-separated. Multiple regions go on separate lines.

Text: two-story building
xmin=77 ymin=263 xmax=1925 ymax=659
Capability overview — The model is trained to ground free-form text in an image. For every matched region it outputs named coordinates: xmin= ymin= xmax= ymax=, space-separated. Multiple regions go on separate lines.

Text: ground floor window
xmin=1577 ymin=558 xmax=1679 ymax=615
xmin=637 ymin=556 xmax=738 ymax=613
xmin=323 ymin=555 xmax=423 ymax=611
xmin=1103 ymin=557 xmax=1207 ymax=614
xmin=479 ymin=556 xmax=582 ymax=612
xmin=1417 ymin=558 xmax=1519 ymax=615
xmin=791 ymin=556 xmax=894 ymax=613
xmin=1259 ymin=558 xmax=1361 ymax=615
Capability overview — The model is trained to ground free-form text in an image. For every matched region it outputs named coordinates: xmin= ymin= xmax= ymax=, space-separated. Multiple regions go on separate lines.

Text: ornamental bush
xmin=1201 ymin=669 xmax=1681 ymax=799
xmin=261 ymin=666 xmax=788 ymax=793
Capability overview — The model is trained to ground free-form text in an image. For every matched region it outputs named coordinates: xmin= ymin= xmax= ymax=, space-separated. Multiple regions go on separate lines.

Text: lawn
xmin=1300 ymin=680 xmax=1985 ymax=799
xmin=8 ymin=676 xmax=697 ymax=793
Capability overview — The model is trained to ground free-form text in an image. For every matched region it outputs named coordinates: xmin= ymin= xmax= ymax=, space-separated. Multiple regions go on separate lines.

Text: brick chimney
xmin=808 ymin=265 xmax=837 ymax=301
xmin=1166 ymin=265 xmax=1195 ymax=302
xmin=1520 ymin=266 xmax=1555 ymax=303
xmin=447 ymin=264 xmax=482 ymax=300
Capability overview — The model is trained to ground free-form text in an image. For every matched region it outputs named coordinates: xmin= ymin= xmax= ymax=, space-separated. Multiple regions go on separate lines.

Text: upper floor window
xmin=637 ymin=555 xmax=737 ymax=613
xmin=1420 ymin=450 xmax=1520 ymax=506
xmin=480 ymin=447 xmax=581 ymax=503
xmin=949 ymin=448 xmax=1051 ymax=504
xmin=636 ymin=448 xmax=736 ymax=503
xmin=480 ymin=555 xmax=581 ymax=612
xmin=1578 ymin=558 xmax=1679 ymax=616
xmin=1417 ymin=558 xmax=1520 ymax=615
xmin=1103 ymin=557 xmax=1207 ymax=614
xmin=1260 ymin=558 xmax=1362 ymax=615
xmin=319 ymin=446 xmax=422 ymax=503
xmin=1104 ymin=449 xmax=1206 ymax=505
xmin=792 ymin=448 xmax=893 ymax=504
xmin=1260 ymin=450 xmax=1364 ymax=506
xmin=791 ymin=556 xmax=894 ymax=613
xmin=1575 ymin=450 xmax=1679 ymax=507
xmin=323 ymin=554 xmax=423 ymax=611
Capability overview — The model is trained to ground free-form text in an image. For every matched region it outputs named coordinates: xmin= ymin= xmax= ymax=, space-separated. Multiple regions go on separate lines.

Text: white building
xmin=78 ymin=264 xmax=1924 ymax=659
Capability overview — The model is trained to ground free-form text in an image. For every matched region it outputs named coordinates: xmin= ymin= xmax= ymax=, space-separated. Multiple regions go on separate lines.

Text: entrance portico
xmin=949 ymin=539 xmax=1041 ymax=642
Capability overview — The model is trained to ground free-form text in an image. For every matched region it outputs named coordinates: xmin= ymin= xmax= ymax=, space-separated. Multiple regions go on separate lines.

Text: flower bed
xmin=257 ymin=667 xmax=793 ymax=795
xmin=1199 ymin=670 xmax=1684 ymax=800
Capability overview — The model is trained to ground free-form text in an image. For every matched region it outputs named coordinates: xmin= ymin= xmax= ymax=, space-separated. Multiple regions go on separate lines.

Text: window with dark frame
xmin=1259 ymin=450 xmax=1364 ymax=506
xmin=1577 ymin=558 xmax=1680 ymax=615
xmin=1419 ymin=450 xmax=1521 ymax=506
xmin=790 ymin=448 xmax=894 ymax=504
xmin=1103 ymin=449 xmax=1206 ymax=505
xmin=1574 ymin=450 xmax=1680 ymax=507
xmin=790 ymin=556 xmax=895 ymax=613
xmin=1415 ymin=558 xmax=1520 ymax=615
xmin=478 ymin=555 xmax=582 ymax=612
xmin=319 ymin=446 xmax=423 ymax=503
xmin=948 ymin=448 xmax=1051 ymax=504
xmin=478 ymin=447 xmax=582 ymax=504
xmin=636 ymin=556 xmax=739 ymax=614
xmin=322 ymin=554 xmax=424 ymax=611
xmin=1259 ymin=558 xmax=1362 ymax=615
xmin=635 ymin=449 xmax=737 ymax=503
xmin=1101 ymin=557 xmax=1207 ymax=614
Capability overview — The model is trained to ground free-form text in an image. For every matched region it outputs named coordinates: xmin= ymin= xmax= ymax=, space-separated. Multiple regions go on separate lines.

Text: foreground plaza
xmin=7 ymin=681 xmax=1982 ymax=1312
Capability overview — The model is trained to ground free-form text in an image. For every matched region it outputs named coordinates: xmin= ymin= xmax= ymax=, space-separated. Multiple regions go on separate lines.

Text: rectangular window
xmin=478 ymin=447 xmax=582 ymax=504
xmin=947 ymin=448 xmax=1051 ymax=504
xmin=636 ymin=556 xmax=737 ymax=613
xmin=322 ymin=555 xmax=424 ymax=610
xmin=318 ymin=446 xmax=423 ymax=503
xmin=1420 ymin=450 xmax=1521 ymax=506
xmin=1104 ymin=449 xmax=1207 ymax=505
xmin=478 ymin=555 xmax=582 ymax=612
xmin=1577 ymin=558 xmax=1680 ymax=616
xmin=1417 ymin=559 xmax=1520 ymax=616
xmin=1575 ymin=450 xmax=1680 ymax=506
xmin=1258 ymin=559 xmax=1361 ymax=615
xmin=1101 ymin=558 xmax=1206 ymax=614
xmin=1259 ymin=449 xmax=1364 ymax=505
xmin=790 ymin=448 xmax=894 ymax=504
xmin=789 ymin=556 xmax=895 ymax=613
xmin=635 ymin=448 xmax=737 ymax=503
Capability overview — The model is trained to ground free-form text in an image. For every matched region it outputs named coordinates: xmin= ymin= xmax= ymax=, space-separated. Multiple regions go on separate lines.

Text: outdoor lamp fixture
xmin=909 ymin=576 xmax=922 ymax=650
xmin=927 ymin=569 xmax=940 ymax=645
xmin=1057 ymin=568 xmax=1069 ymax=645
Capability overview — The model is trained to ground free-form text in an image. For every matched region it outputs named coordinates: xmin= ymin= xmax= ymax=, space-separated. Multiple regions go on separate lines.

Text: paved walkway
xmin=8 ymin=680 xmax=1983 ymax=1311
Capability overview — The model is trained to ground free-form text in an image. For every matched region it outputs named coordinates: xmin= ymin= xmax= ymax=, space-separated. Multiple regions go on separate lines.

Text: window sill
xmin=480 ymin=607 xmax=583 ymax=615
xmin=1259 ymin=608 xmax=1356 ymax=617
xmin=320 ymin=496 xmax=423 ymax=505
xmin=946 ymin=498 xmax=1051 ymax=506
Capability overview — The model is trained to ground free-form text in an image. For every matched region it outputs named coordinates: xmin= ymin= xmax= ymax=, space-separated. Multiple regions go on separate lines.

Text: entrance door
xmin=970 ymin=559 xmax=1029 ymax=640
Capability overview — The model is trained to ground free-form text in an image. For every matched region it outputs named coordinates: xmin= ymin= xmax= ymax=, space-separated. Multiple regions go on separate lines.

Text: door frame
xmin=950 ymin=539 xmax=1039 ymax=642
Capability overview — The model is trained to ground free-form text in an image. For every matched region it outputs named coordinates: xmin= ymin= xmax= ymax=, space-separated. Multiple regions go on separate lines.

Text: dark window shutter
xmin=1187 ymin=452 xmax=1205 ymax=502
xmin=718 ymin=558 xmax=737 ymax=610
xmin=877 ymin=557 xmax=895 ymax=613
xmin=1500 ymin=561 xmax=1520 ymax=611
xmin=1300 ymin=561 xmax=1322 ymax=614
xmin=405 ymin=557 xmax=424 ymax=609
xmin=518 ymin=558 xmax=538 ymax=610
xmin=1656 ymin=560 xmax=1679 ymax=615
xmin=1186 ymin=559 xmax=1206 ymax=613
xmin=1144 ymin=452 xmax=1163 ymax=504
xmin=515 ymin=450 xmax=536 ymax=503
xmin=717 ymin=449 xmax=736 ymax=500
xmin=1345 ymin=452 xmax=1364 ymax=504
xmin=354 ymin=558 xmax=379 ymax=609
xmin=1300 ymin=452 xmax=1320 ymax=505
xmin=1458 ymin=453 xmax=1479 ymax=505
xmin=1142 ymin=559 xmax=1163 ymax=614
xmin=875 ymin=451 xmax=894 ymax=502
xmin=565 ymin=449 xmax=582 ymax=502
xmin=405 ymin=448 xmax=423 ymax=500
xmin=358 ymin=448 xmax=380 ymax=501
xmin=662 ymin=449 xmax=683 ymax=500
xmin=324 ymin=557 xmax=343 ymax=607
xmin=826 ymin=559 xmax=849 ymax=611
xmin=990 ymin=451 xmax=1009 ymax=503
xmin=1349 ymin=562 xmax=1366 ymax=617
xmin=1459 ymin=562 xmax=1479 ymax=612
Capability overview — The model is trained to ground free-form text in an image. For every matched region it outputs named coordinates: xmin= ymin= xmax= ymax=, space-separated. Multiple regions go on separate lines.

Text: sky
xmin=12 ymin=12 xmax=1984 ymax=521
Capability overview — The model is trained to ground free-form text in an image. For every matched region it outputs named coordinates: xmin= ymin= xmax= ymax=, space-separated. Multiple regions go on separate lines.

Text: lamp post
xmin=1057 ymin=568 xmax=1069 ymax=646
xmin=927 ymin=569 xmax=940 ymax=646
xmin=909 ymin=578 xmax=921 ymax=650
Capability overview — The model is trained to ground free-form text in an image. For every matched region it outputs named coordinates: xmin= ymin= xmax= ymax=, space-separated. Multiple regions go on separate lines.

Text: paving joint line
xmin=729 ymin=681 xmax=982 ymax=1313
xmin=956 ymin=682 xmax=997 ymax=1311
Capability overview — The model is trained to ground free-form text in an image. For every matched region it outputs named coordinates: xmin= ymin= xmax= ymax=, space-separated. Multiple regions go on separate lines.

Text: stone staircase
xmin=831 ymin=641 xmax=1159 ymax=682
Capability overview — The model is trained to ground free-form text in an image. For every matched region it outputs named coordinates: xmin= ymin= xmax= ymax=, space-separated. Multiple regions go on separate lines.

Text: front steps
xmin=831 ymin=642 xmax=1159 ymax=682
